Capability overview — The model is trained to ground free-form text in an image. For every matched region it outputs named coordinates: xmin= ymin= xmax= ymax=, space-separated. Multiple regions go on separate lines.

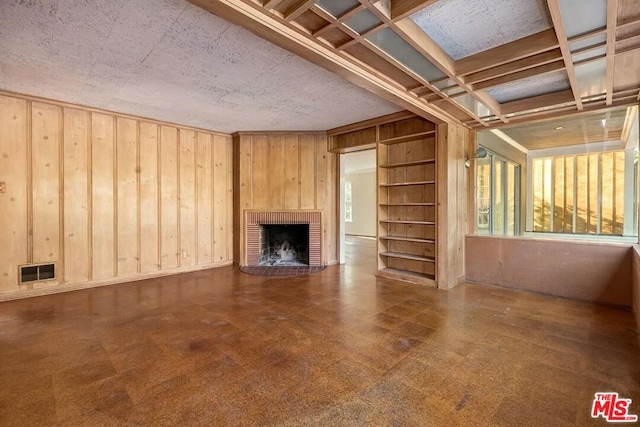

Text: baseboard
xmin=0 ymin=261 xmax=233 ymax=302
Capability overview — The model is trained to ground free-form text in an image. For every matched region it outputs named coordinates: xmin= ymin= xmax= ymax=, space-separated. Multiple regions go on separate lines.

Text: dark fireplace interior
xmin=259 ymin=224 xmax=309 ymax=266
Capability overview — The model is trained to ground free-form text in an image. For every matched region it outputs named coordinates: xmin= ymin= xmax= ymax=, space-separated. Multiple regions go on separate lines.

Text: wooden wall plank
xmin=225 ymin=136 xmax=234 ymax=262
xmin=299 ymin=135 xmax=316 ymax=209
xmin=160 ymin=126 xmax=179 ymax=270
xmin=268 ymin=136 xmax=285 ymax=210
xmin=63 ymin=108 xmax=90 ymax=283
xmin=196 ymin=132 xmax=213 ymax=265
xmin=251 ymin=136 xmax=269 ymax=210
xmin=213 ymin=135 xmax=229 ymax=262
xmin=116 ymin=117 xmax=138 ymax=276
xmin=31 ymin=102 xmax=61 ymax=272
xmin=0 ymin=95 xmax=28 ymax=292
xmin=91 ymin=113 xmax=115 ymax=280
xmin=139 ymin=122 xmax=159 ymax=273
xmin=283 ymin=135 xmax=299 ymax=210
xmin=179 ymin=129 xmax=197 ymax=266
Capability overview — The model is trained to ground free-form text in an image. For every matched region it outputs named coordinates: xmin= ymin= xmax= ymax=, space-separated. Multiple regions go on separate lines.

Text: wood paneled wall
xmin=0 ymin=93 xmax=233 ymax=299
xmin=437 ymin=123 xmax=471 ymax=289
xmin=233 ymin=132 xmax=337 ymax=266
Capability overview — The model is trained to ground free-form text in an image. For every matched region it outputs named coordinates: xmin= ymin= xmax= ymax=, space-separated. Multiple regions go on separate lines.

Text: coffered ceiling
xmin=189 ymin=0 xmax=640 ymax=128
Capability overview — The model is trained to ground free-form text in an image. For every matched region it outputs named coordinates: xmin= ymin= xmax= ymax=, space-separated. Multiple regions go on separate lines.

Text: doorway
xmin=339 ymin=149 xmax=377 ymax=268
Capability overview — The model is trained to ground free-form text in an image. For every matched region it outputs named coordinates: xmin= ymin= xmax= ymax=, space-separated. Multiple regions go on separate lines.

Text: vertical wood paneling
xmin=179 ymin=129 xmax=196 ymax=266
xmin=283 ymin=136 xmax=299 ymax=210
xmin=0 ymin=95 xmax=28 ymax=292
xmin=0 ymin=93 xmax=233 ymax=298
xmin=139 ymin=122 xmax=159 ymax=273
xmin=31 ymin=102 xmax=61 ymax=268
xmin=268 ymin=136 xmax=284 ymax=210
xmin=92 ymin=113 xmax=115 ymax=280
xmin=196 ymin=132 xmax=213 ymax=265
xmin=160 ymin=126 xmax=179 ymax=270
xmin=116 ymin=117 xmax=138 ymax=275
xmin=213 ymin=135 xmax=229 ymax=261
xmin=252 ymin=136 xmax=269 ymax=210
xmin=299 ymin=135 xmax=316 ymax=210
xmin=63 ymin=108 xmax=89 ymax=283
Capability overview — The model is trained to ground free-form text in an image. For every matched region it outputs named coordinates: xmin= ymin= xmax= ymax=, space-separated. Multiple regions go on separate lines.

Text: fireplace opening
xmin=259 ymin=224 xmax=309 ymax=266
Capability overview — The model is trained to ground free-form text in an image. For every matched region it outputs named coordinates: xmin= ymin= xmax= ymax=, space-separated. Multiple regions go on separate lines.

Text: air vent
xmin=19 ymin=263 xmax=56 ymax=283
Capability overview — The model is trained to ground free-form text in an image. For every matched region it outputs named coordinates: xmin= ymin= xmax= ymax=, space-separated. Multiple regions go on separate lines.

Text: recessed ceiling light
xmin=555 ymin=126 xmax=564 ymax=130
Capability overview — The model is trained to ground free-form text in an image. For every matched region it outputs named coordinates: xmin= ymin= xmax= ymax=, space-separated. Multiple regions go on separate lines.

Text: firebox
xmin=259 ymin=224 xmax=309 ymax=266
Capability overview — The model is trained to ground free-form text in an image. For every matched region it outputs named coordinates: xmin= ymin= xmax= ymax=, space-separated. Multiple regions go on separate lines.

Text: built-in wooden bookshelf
xmin=377 ymin=117 xmax=437 ymax=286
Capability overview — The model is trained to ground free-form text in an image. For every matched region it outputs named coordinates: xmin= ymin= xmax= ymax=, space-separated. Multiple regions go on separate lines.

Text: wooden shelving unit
xmin=377 ymin=117 xmax=437 ymax=286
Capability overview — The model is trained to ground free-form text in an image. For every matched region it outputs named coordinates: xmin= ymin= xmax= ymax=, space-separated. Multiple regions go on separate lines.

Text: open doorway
xmin=339 ymin=149 xmax=377 ymax=268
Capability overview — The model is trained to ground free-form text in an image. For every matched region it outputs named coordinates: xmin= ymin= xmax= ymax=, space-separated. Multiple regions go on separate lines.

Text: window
xmin=344 ymin=181 xmax=352 ymax=222
xmin=476 ymin=148 xmax=520 ymax=235
xmin=528 ymin=148 xmax=637 ymax=236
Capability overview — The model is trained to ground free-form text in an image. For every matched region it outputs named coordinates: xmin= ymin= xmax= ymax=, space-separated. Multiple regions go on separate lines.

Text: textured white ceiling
xmin=0 ymin=0 xmax=402 ymax=133
xmin=411 ymin=0 xmax=553 ymax=60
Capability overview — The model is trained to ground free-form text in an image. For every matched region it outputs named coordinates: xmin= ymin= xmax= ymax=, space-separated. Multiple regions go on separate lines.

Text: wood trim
xmin=328 ymin=110 xmax=416 ymax=135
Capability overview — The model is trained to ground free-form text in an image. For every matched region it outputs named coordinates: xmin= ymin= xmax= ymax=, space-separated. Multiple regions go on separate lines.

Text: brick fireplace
xmin=245 ymin=211 xmax=322 ymax=267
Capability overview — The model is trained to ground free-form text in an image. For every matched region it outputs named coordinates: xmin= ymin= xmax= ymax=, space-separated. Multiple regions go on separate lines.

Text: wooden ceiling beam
xmin=547 ymin=0 xmax=583 ymax=110
xmin=501 ymin=89 xmax=575 ymax=115
xmin=472 ymin=61 xmax=566 ymax=91
xmin=391 ymin=16 xmax=506 ymax=123
xmin=465 ymin=49 xmax=563 ymax=85
xmin=285 ymin=0 xmax=317 ymax=21
xmin=455 ymin=29 xmax=559 ymax=76
xmin=390 ymin=0 xmax=439 ymax=22
xmin=605 ymin=0 xmax=619 ymax=105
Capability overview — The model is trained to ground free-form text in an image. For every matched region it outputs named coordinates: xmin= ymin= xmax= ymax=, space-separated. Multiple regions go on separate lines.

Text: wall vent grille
xmin=19 ymin=263 xmax=56 ymax=284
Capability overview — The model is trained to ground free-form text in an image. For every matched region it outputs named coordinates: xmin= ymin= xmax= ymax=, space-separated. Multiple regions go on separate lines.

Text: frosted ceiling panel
xmin=317 ymin=0 xmax=359 ymax=18
xmin=569 ymin=33 xmax=606 ymax=52
xmin=410 ymin=0 xmax=552 ymax=60
xmin=367 ymin=28 xmax=446 ymax=82
xmin=344 ymin=10 xmax=381 ymax=34
xmin=558 ymin=0 xmax=606 ymax=38
xmin=572 ymin=46 xmax=606 ymax=63
xmin=575 ymin=58 xmax=607 ymax=98
xmin=486 ymin=70 xmax=571 ymax=103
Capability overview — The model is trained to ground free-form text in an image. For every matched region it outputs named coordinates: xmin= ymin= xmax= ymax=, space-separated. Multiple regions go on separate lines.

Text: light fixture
xmin=555 ymin=126 xmax=564 ymax=130
xmin=465 ymin=147 xmax=488 ymax=168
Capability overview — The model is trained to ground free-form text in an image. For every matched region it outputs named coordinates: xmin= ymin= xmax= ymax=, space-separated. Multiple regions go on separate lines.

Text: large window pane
xmin=507 ymin=163 xmax=516 ymax=235
xmin=476 ymin=155 xmax=491 ymax=234
xmin=529 ymin=149 xmax=634 ymax=236
xmin=494 ymin=160 xmax=505 ymax=235
xmin=475 ymin=149 xmax=520 ymax=236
